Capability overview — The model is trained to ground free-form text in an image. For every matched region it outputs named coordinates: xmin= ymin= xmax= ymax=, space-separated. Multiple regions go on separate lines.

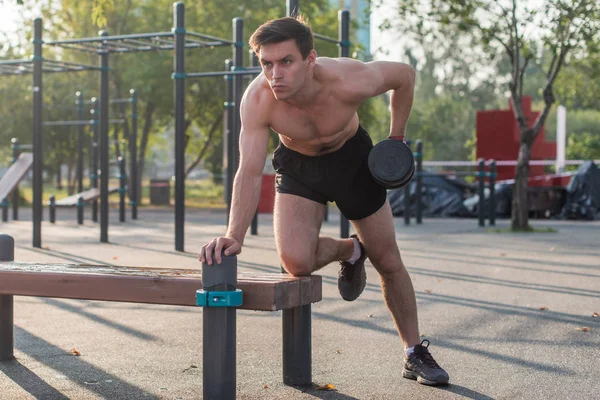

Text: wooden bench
xmin=0 ymin=153 xmax=34 ymax=221
xmin=0 ymin=235 xmax=321 ymax=399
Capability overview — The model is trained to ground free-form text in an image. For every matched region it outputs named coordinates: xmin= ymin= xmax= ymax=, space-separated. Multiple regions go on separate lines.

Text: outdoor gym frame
xmin=0 ymin=0 xmax=351 ymax=251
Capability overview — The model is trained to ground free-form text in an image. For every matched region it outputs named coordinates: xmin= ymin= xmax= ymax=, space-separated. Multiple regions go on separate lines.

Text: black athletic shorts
xmin=272 ymin=125 xmax=387 ymax=220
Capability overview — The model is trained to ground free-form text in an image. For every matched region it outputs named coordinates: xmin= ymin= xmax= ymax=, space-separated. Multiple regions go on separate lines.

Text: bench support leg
xmin=282 ymin=304 xmax=312 ymax=386
xmin=0 ymin=295 xmax=14 ymax=361
xmin=203 ymin=307 xmax=236 ymax=400
xmin=0 ymin=234 xmax=14 ymax=361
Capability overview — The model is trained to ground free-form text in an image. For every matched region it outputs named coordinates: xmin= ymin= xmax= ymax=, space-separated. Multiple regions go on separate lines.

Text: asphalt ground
xmin=0 ymin=206 xmax=598 ymax=399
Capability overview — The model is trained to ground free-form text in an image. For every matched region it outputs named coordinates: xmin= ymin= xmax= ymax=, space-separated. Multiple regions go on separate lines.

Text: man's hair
xmin=249 ymin=16 xmax=314 ymax=60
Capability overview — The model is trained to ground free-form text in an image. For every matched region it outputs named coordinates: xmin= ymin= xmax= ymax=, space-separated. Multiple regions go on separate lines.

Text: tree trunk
xmin=511 ymin=135 xmax=533 ymax=230
xmin=137 ymin=101 xmax=156 ymax=206
xmin=56 ymin=164 xmax=63 ymax=190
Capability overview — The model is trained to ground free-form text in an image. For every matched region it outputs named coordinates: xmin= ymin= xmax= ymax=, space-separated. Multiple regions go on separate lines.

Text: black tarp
xmin=560 ymin=161 xmax=600 ymax=220
xmin=389 ymin=173 xmax=475 ymax=217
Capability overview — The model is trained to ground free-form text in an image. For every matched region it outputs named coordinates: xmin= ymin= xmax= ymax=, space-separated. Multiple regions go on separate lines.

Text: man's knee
xmin=370 ymin=252 xmax=404 ymax=278
xmin=280 ymin=251 xmax=313 ymax=276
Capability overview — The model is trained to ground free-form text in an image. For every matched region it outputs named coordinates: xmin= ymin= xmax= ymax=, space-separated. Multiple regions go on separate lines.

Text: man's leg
xmin=351 ymin=200 xmax=420 ymax=348
xmin=274 ymin=193 xmax=355 ymax=275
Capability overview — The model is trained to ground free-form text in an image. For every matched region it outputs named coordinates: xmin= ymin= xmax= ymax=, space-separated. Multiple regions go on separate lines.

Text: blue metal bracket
xmin=196 ymin=289 xmax=243 ymax=308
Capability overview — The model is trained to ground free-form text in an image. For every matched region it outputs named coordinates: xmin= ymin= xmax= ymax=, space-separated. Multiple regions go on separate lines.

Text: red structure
xmin=476 ymin=96 xmax=556 ymax=182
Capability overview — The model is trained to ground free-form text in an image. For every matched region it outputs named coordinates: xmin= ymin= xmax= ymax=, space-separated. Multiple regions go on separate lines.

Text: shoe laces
xmin=414 ymin=339 xmax=442 ymax=369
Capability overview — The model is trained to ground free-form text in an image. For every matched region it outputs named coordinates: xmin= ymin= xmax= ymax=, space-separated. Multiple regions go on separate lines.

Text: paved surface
xmin=0 ymin=206 xmax=599 ymax=399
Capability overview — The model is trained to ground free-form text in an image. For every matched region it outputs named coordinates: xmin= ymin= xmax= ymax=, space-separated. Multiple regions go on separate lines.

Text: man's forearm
xmin=389 ymin=69 xmax=415 ymax=138
xmin=226 ymin=171 xmax=262 ymax=243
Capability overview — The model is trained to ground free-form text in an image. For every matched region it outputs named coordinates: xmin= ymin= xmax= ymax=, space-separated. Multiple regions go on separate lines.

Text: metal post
xmin=1 ymin=199 xmax=7 ymax=222
xmin=118 ymin=156 xmax=126 ymax=222
xmin=283 ymin=304 xmax=312 ymax=385
xmin=77 ymin=196 xmax=84 ymax=225
xmin=91 ymin=97 xmax=99 ymax=222
xmin=489 ymin=160 xmax=496 ymax=226
xmin=404 ymin=140 xmax=412 ymax=226
xmin=477 ymin=158 xmax=485 ymax=227
xmin=202 ymin=254 xmax=237 ymax=400
xmin=129 ymin=89 xmax=138 ymax=220
xmin=415 ymin=140 xmax=423 ymax=224
xmin=173 ymin=2 xmax=186 ymax=252
xmin=287 ymin=0 xmax=299 ymax=16
xmin=0 ymin=234 xmax=15 ymax=360
xmin=32 ymin=18 xmax=43 ymax=248
xmin=49 ymin=195 xmax=56 ymax=223
xmin=76 ymin=91 xmax=84 ymax=194
xmin=250 ymin=50 xmax=259 ymax=236
xmin=99 ymin=31 xmax=110 ymax=243
xmin=224 ymin=59 xmax=234 ymax=222
xmin=11 ymin=138 xmax=19 ymax=221
xmin=339 ymin=10 xmax=350 ymax=238
xmin=232 ymin=18 xmax=244 ymax=192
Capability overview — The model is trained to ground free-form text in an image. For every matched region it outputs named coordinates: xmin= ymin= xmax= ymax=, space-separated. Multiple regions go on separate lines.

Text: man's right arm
xmin=225 ymin=92 xmax=271 ymax=244
xmin=199 ymin=87 xmax=271 ymax=265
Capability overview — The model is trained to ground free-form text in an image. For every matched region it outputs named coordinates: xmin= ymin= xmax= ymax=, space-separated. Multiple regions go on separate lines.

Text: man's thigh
xmin=274 ymin=193 xmax=325 ymax=271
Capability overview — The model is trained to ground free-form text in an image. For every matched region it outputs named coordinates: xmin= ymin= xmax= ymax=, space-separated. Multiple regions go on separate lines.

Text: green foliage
xmin=566 ymin=132 xmax=600 ymax=162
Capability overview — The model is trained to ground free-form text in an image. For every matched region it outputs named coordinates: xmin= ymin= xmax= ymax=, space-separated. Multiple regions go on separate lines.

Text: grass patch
xmin=487 ymin=226 xmax=558 ymax=234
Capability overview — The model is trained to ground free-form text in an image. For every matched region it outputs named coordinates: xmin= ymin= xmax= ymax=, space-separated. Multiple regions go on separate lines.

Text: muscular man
xmin=199 ymin=16 xmax=449 ymax=386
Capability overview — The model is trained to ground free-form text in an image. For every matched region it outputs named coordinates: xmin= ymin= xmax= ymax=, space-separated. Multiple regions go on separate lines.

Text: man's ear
xmin=306 ymin=49 xmax=317 ymax=68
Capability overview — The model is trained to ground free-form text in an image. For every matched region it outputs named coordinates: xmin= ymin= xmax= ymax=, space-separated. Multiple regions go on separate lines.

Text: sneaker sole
xmin=402 ymin=368 xmax=449 ymax=386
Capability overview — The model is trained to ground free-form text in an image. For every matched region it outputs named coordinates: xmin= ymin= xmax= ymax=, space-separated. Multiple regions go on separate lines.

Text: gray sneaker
xmin=337 ymin=234 xmax=367 ymax=301
xmin=402 ymin=340 xmax=449 ymax=386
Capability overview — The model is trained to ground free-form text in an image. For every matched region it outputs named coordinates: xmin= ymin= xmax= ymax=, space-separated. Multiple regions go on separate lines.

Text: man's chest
xmin=269 ymin=98 xmax=356 ymax=140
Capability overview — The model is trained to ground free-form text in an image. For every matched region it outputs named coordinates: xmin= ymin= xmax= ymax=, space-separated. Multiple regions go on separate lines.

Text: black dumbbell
xmin=368 ymin=137 xmax=415 ymax=189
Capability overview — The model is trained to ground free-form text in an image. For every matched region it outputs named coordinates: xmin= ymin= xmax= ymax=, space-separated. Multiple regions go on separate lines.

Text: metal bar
xmin=49 ymin=195 xmax=56 ymax=223
xmin=11 ymin=139 xmax=20 ymax=221
xmin=130 ymin=89 xmax=138 ymax=220
xmin=44 ymin=59 xmax=102 ymax=69
xmin=100 ymin=31 xmax=110 ymax=243
xmin=250 ymin=50 xmax=260 ymax=237
xmin=477 ymin=159 xmax=485 ymax=228
xmin=174 ymin=2 xmax=186 ymax=252
xmin=415 ymin=140 xmax=423 ymax=224
xmin=287 ymin=0 xmax=300 ymax=16
xmin=118 ymin=157 xmax=126 ymax=223
xmin=32 ymin=18 xmax=43 ymax=249
xmin=108 ymin=119 xmax=126 ymax=124
xmin=186 ymin=31 xmax=235 ymax=45
xmin=0 ymin=59 xmax=32 ymax=66
xmin=46 ymin=42 xmax=101 ymax=53
xmin=224 ymin=60 xmax=234 ymax=223
xmin=187 ymin=68 xmax=261 ymax=78
xmin=489 ymin=160 xmax=496 ymax=226
xmin=43 ymin=120 xmax=95 ymax=126
xmin=282 ymin=304 xmax=312 ymax=385
xmin=339 ymin=10 xmax=350 ymax=239
xmin=313 ymin=32 xmax=340 ymax=44
xmin=77 ymin=91 xmax=84 ymax=193
xmin=77 ymin=196 xmax=84 ymax=225
xmin=0 ymin=234 xmax=15 ymax=361
xmin=46 ymin=31 xmax=173 ymax=46
xmin=231 ymin=18 xmax=244 ymax=231
xmin=91 ymin=98 xmax=99 ymax=223
xmin=202 ymin=254 xmax=238 ymax=400
xmin=2 ymin=199 xmax=7 ymax=222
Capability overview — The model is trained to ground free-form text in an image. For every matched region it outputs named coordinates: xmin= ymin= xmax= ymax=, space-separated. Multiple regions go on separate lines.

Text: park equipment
xmin=0 ymin=234 xmax=322 ymax=398
xmin=0 ymin=153 xmax=34 ymax=222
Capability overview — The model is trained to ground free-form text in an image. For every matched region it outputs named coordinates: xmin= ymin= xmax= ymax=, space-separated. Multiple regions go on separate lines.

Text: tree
xmin=382 ymin=0 xmax=600 ymax=230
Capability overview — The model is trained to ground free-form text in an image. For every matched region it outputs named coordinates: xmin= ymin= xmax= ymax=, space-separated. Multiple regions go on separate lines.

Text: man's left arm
xmin=345 ymin=60 xmax=416 ymax=140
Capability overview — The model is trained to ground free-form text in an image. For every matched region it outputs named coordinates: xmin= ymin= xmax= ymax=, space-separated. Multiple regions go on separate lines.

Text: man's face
xmin=259 ymin=39 xmax=314 ymax=101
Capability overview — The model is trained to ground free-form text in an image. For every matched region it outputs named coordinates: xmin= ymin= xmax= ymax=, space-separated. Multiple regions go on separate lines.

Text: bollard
xmin=0 ymin=234 xmax=15 ymax=360
xmin=49 ymin=195 xmax=56 ymax=223
xmin=489 ymin=160 xmax=496 ymax=226
xmin=1 ymin=198 xmax=8 ymax=222
xmin=477 ymin=159 xmax=485 ymax=227
xmin=118 ymin=157 xmax=126 ymax=223
xmin=415 ymin=140 xmax=423 ymax=224
xmin=323 ymin=202 xmax=329 ymax=222
xmin=198 ymin=253 xmax=241 ymax=400
xmin=340 ymin=215 xmax=349 ymax=238
xmin=77 ymin=196 xmax=84 ymax=225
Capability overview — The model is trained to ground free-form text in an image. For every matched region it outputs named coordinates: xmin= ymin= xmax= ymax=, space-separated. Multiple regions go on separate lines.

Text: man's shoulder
xmin=315 ymin=57 xmax=366 ymax=81
xmin=241 ymin=75 xmax=275 ymax=126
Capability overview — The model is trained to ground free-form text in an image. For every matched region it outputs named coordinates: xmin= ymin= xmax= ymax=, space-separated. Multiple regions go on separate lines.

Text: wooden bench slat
xmin=54 ymin=187 xmax=120 ymax=206
xmin=0 ymin=262 xmax=322 ymax=311
xmin=0 ymin=153 xmax=33 ymax=200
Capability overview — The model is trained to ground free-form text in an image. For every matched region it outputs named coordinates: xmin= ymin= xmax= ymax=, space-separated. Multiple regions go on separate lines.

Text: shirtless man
xmin=199 ymin=16 xmax=449 ymax=386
